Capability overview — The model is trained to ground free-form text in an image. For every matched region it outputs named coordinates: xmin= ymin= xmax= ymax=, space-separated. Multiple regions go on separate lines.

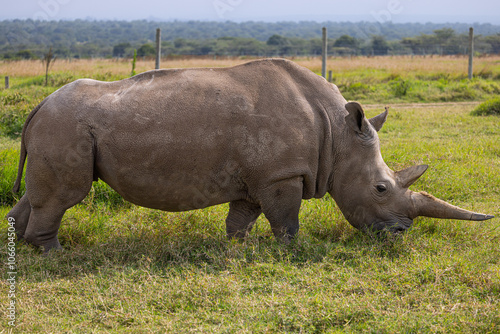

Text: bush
xmin=390 ymin=78 xmax=412 ymax=97
xmin=471 ymin=97 xmax=500 ymax=116
xmin=0 ymin=92 xmax=33 ymax=138
xmin=0 ymin=90 xmax=48 ymax=138
xmin=0 ymin=149 xmax=24 ymax=205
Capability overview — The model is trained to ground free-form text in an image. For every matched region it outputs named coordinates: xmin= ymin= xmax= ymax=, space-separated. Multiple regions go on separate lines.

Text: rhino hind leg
xmin=22 ymin=141 xmax=95 ymax=253
xmin=23 ymin=206 xmax=66 ymax=253
xmin=7 ymin=194 xmax=32 ymax=240
xmin=225 ymin=200 xmax=262 ymax=239
xmin=257 ymin=177 xmax=303 ymax=244
xmin=23 ymin=184 xmax=92 ymax=253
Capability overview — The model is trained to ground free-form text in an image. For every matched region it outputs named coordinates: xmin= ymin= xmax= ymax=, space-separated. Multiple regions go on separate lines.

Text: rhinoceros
xmin=7 ymin=58 xmax=494 ymax=253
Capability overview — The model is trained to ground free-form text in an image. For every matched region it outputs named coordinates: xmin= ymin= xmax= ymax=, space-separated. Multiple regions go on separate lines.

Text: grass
xmin=472 ymin=96 xmax=500 ymax=116
xmin=0 ymin=57 xmax=499 ymax=332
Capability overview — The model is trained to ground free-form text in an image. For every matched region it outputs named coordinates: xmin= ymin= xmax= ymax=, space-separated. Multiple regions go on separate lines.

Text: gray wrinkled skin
xmin=7 ymin=59 xmax=493 ymax=253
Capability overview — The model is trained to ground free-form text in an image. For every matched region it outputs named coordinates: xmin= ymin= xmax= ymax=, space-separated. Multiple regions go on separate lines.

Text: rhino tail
xmin=12 ymin=99 xmax=47 ymax=193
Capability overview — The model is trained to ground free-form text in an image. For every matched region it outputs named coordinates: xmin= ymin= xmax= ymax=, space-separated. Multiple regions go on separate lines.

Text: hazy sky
xmin=4 ymin=0 xmax=500 ymax=24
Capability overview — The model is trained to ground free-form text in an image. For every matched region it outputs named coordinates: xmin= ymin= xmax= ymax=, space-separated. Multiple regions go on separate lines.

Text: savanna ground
xmin=0 ymin=55 xmax=499 ymax=333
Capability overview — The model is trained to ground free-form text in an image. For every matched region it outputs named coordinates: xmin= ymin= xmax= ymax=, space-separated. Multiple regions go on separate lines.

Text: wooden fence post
xmin=5 ymin=76 xmax=9 ymax=89
xmin=468 ymin=27 xmax=474 ymax=80
xmin=155 ymin=28 xmax=161 ymax=70
xmin=328 ymin=70 xmax=332 ymax=83
xmin=322 ymin=27 xmax=327 ymax=78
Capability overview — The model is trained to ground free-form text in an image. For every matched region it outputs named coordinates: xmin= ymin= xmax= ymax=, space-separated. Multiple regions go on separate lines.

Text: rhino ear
xmin=369 ymin=107 xmax=389 ymax=132
xmin=345 ymin=102 xmax=372 ymax=137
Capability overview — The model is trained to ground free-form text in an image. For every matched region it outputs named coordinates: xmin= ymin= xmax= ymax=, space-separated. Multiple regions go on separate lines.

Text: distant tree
xmin=174 ymin=38 xmax=188 ymax=48
xmin=333 ymin=35 xmax=359 ymax=55
xmin=200 ymin=43 xmax=214 ymax=55
xmin=334 ymin=35 xmax=358 ymax=49
xmin=433 ymin=28 xmax=455 ymax=44
xmin=137 ymin=43 xmax=156 ymax=57
xmin=172 ymin=38 xmax=200 ymax=55
xmin=266 ymin=34 xmax=289 ymax=46
xmin=433 ymin=28 xmax=456 ymax=54
xmin=42 ymin=47 xmax=56 ymax=86
xmin=16 ymin=50 xmax=37 ymax=59
xmin=371 ymin=36 xmax=389 ymax=55
xmin=160 ymin=41 xmax=176 ymax=56
xmin=308 ymin=38 xmax=324 ymax=55
xmin=485 ymin=34 xmax=500 ymax=54
xmin=55 ymin=47 xmax=72 ymax=58
xmin=266 ymin=34 xmax=292 ymax=55
xmin=2 ymin=20 xmax=500 ymax=58
xmin=113 ymin=42 xmax=131 ymax=58
xmin=1 ymin=52 xmax=15 ymax=60
xmin=401 ymin=37 xmax=421 ymax=54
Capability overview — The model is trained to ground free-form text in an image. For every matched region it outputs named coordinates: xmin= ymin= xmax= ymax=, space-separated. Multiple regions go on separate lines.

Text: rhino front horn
xmin=411 ymin=191 xmax=495 ymax=221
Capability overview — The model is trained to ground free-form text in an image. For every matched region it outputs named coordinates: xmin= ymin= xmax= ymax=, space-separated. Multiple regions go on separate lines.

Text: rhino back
xmin=30 ymin=59 xmax=339 ymax=211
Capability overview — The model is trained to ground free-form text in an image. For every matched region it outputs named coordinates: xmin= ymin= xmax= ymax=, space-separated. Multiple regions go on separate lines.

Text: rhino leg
xmin=258 ymin=177 xmax=303 ymax=244
xmin=24 ymin=181 xmax=94 ymax=253
xmin=24 ymin=206 xmax=66 ymax=252
xmin=7 ymin=194 xmax=32 ymax=240
xmin=22 ymin=139 xmax=94 ymax=253
xmin=225 ymin=200 xmax=262 ymax=239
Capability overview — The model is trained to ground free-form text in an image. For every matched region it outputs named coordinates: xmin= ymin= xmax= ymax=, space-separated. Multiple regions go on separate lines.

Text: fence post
xmin=468 ymin=27 xmax=474 ymax=80
xmin=328 ymin=70 xmax=332 ymax=83
xmin=322 ymin=27 xmax=327 ymax=78
xmin=4 ymin=76 xmax=9 ymax=89
xmin=155 ymin=28 xmax=161 ymax=70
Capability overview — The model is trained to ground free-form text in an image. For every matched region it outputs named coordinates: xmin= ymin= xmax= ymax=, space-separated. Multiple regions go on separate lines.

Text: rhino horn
xmin=369 ymin=106 xmax=389 ymax=132
xmin=396 ymin=164 xmax=428 ymax=188
xmin=411 ymin=191 xmax=495 ymax=221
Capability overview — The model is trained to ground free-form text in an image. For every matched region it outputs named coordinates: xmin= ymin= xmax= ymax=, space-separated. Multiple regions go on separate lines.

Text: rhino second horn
xmin=396 ymin=165 xmax=428 ymax=189
xmin=411 ymin=191 xmax=495 ymax=221
xmin=368 ymin=107 xmax=389 ymax=132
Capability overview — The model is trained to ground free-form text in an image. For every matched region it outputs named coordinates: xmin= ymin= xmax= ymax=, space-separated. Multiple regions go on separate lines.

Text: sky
xmin=4 ymin=0 xmax=500 ymax=24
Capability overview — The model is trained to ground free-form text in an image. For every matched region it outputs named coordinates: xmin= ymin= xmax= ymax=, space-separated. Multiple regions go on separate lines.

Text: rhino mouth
xmin=369 ymin=217 xmax=413 ymax=233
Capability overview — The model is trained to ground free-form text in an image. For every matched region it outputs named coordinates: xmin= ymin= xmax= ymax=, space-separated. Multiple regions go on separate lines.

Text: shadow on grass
xmin=13 ymin=216 xmax=414 ymax=282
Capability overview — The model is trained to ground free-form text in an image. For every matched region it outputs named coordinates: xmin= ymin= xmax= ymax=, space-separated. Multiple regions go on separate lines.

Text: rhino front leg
xmin=258 ymin=177 xmax=303 ymax=244
xmin=226 ymin=200 xmax=262 ymax=239
xmin=6 ymin=194 xmax=32 ymax=240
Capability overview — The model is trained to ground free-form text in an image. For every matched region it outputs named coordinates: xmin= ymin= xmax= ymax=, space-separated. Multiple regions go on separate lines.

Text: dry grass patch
xmin=2 ymin=55 xmax=500 ymax=79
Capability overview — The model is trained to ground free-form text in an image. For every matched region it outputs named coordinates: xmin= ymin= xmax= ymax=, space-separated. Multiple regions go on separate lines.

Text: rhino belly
xmin=93 ymin=143 xmax=246 ymax=212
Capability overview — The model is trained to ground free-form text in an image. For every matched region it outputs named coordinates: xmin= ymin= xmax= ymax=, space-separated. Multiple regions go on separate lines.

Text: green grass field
xmin=0 ymin=57 xmax=499 ymax=332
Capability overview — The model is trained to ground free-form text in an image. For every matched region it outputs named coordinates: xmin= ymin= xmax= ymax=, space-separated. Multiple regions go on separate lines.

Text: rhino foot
xmin=41 ymin=239 xmax=64 ymax=256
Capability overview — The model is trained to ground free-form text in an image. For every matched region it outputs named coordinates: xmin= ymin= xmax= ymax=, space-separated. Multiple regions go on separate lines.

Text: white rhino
xmin=7 ymin=59 xmax=493 ymax=253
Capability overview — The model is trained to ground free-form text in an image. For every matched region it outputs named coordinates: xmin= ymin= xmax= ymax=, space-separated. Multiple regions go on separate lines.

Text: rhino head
xmin=330 ymin=102 xmax=494 ymax=233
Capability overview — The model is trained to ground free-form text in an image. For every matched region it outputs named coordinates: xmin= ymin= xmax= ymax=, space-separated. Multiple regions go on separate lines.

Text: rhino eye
xmin=376 ymin=184 xmax=387 ymax=193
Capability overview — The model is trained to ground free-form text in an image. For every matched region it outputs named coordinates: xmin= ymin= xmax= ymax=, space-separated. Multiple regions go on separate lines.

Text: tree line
xmin=1 ymin=20 xmax=500 ymax=59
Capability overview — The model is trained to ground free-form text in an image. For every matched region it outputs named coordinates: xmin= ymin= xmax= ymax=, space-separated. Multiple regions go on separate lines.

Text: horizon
xmin=2 ymin=17 xmax=500 ymax=26
xmin=3 ymin=0 xmax=500 ymax=25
